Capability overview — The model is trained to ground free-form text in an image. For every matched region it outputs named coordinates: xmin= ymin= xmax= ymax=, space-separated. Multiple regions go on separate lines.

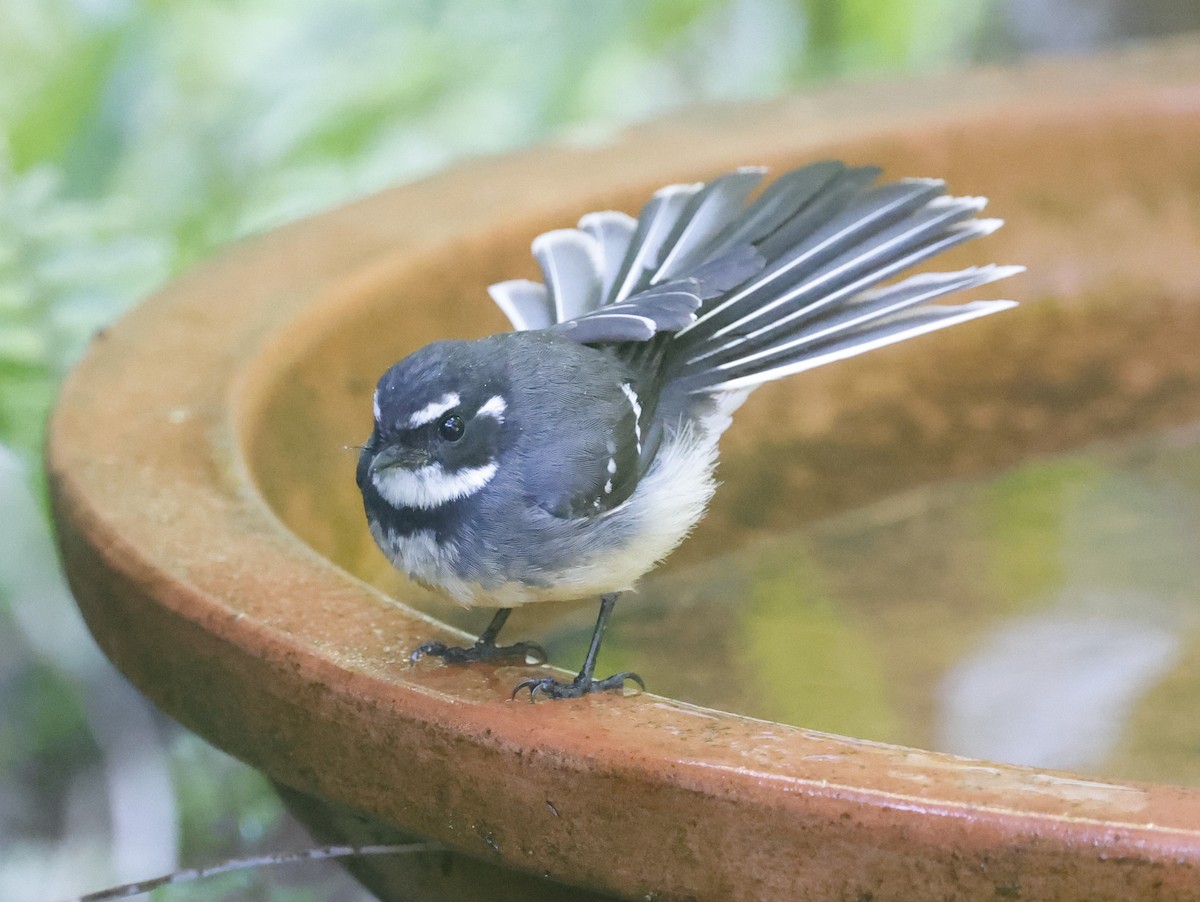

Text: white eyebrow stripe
xmin=372 ymin=461 xmax=497 ymax=510
xmin=407 ymin=392 xmax=460 ymax=428
xmin=477 ymin=394 xmax=507 ymax=421
xmin=372 ymin=389 xmax=382 ymax=423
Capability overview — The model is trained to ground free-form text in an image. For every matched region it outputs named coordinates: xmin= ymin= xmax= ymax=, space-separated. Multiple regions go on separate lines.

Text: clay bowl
xmin=49 ymin=39 xmax=1200 ymax=901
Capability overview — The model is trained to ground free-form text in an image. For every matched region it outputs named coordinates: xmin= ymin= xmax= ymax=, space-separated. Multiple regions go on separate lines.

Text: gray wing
xmin=528 ymin=389 xmax=642 ymax=518
xmin=501 ymin=336 xmax=644 ymax=519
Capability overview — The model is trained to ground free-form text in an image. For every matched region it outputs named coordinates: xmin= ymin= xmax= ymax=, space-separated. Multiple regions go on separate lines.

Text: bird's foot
xmin=511 ymin=671 xmax=644 ymax=701
xmin=410 ymin=638 xmax=547 ymax=666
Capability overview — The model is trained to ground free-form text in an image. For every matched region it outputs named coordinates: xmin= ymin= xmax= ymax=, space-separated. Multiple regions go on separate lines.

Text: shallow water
xmin=507 ymin=421 xmax=1200 ymax=787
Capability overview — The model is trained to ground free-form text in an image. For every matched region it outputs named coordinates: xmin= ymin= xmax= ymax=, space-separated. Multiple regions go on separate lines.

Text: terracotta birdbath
xmin=49 ymin=38 xmax=1200 ymax=901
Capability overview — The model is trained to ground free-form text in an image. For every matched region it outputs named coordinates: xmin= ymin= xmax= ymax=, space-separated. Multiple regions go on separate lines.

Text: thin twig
xmin=67 ymin=842 xmax=445 ymax=901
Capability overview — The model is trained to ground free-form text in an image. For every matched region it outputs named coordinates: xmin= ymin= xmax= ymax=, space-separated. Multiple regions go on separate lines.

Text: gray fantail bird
xmin=357 ymin=160 xmax=1020 ymax=700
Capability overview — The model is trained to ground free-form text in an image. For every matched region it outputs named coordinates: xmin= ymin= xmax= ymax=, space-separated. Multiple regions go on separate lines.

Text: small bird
xmin=357 ymin=161 xmax=1020 ymax=700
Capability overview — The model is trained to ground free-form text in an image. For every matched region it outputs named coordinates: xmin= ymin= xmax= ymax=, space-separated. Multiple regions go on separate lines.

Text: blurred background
xmin=3 ymin=1 xmax=1199 ymax=899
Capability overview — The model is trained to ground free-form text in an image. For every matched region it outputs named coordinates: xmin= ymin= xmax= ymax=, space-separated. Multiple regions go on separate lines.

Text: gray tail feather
xmin=488 ymin=161 xmax=1019 ymax=393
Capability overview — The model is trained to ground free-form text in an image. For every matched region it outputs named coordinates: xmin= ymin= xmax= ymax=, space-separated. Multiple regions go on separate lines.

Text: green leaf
xmin=8 ymin=29 xmax=123 ymax=175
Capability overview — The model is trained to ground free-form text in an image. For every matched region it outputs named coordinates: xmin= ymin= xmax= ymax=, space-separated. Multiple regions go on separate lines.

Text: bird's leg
xmin=410 ymin=607 xmax=547 ymax=665
xmin=512 ymin=593 xmax=644 ymax=700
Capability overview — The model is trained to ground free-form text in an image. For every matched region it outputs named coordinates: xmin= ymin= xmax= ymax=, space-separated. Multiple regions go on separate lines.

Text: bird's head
xmin=358 ymin=340 xmax=512 ymax=513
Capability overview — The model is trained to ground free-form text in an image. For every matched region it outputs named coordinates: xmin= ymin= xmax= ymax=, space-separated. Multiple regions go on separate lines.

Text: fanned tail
xmin=668 ymin=173 xmax=1019 ymax=394
xmin=488 ymin=159 xmax=1019 ymax=396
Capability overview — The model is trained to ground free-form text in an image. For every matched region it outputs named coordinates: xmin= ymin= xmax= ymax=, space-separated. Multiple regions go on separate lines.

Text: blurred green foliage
xmin=802 ymin=0 xmax=990 ymax=74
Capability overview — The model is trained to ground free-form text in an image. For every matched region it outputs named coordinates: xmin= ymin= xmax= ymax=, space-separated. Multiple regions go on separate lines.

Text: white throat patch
xmin=373 ymin=460 xmax=497 ymax=510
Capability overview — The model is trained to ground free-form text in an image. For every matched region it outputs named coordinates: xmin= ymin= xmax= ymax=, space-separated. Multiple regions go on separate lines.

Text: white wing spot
xmin=606 ymin=457 xmax=617 ymax=475
xmin=408 ymin=392 xmax=460 ymax=428
xmin=604 ymin=478 xmax=614 ymax=495
xmin=620 ymin=382 xmax=643 ymax=455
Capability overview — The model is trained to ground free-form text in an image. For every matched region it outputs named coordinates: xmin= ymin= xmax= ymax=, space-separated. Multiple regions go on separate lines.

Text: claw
xmin=410 ymin=640 xmax=448 ymax=663
xmin=410 ymin=639 xmax=548 ymax=667
xmin=512 ymin=671 xmax=645 ymax=701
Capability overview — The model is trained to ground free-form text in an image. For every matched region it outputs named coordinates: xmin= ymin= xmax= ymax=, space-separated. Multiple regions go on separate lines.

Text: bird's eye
xmin=438 ymin=413 xmax=465 ymax=442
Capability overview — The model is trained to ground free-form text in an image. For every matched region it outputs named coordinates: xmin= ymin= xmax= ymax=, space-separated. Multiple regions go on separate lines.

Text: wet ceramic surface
xmin=50 ymin=39 xmax=1200 ymax=901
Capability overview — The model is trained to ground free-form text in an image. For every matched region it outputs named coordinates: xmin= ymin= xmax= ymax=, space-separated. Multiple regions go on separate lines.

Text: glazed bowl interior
xmin=242 ymin=102 xmax=1200 ymax=785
